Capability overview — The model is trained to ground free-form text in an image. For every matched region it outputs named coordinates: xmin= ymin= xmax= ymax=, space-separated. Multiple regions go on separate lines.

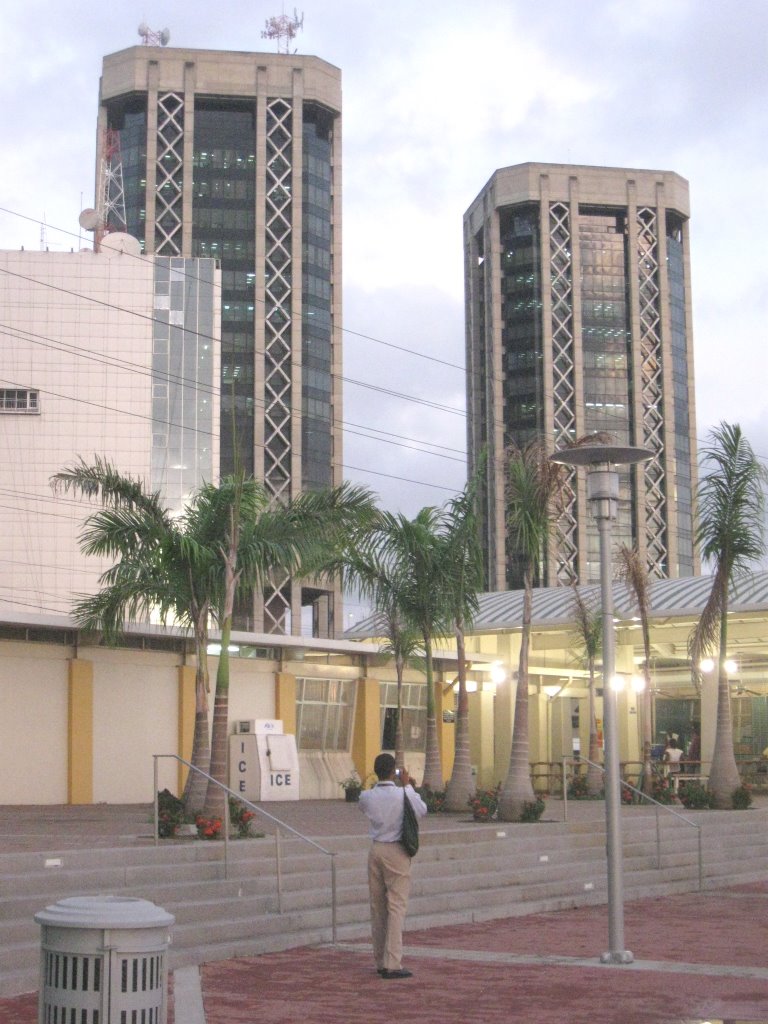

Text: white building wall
xmin=0 ymin=248 xmax=220 ymax=619
xmin=0 ymin=641 xmax=69 ymax=803
xmin=90 ymin=648 xmax=180 ymax=802
xmin=0 ymin=250 xmax=154 ymax=618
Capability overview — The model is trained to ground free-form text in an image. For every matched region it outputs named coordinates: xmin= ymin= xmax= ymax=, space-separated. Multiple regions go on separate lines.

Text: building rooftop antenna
xmin=138 ymin=23 xmax=171 ymax=46
xmin=261 ymin=9 xmax=304 ymax=53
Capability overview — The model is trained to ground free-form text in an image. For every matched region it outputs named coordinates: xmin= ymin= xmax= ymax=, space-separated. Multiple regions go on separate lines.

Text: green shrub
xmin=520 ymin=797 xmax=546 ymax=822
xmin=229 ymin=797 xmax=257 ymax=836
xmin=468 ymin=786 xmax=500 ymax=821
xmin=568 ymin=773 xmax=602 ymax=800
xmin=650 ymin=776 xmax=675 ymax=805
xmin=677 ymin=781 xmax=713 ymax=809
xmin=732 ymin=784 xmax=753 ymax=810
xmin=157 ymin=789 xmax=185 ymax=837
xmin=416 ymin=786 xmax=446 ymax=813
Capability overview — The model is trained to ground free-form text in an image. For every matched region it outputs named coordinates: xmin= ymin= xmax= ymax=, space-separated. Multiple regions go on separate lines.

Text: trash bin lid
xmin=35 ymin=895 xmax=175 ymax=930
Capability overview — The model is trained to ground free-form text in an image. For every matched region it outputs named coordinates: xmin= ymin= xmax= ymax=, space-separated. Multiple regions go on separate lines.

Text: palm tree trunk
xmin=708 ymin=599 xmax=741 ymax=807
xmin=499 ymin=567 xmax=535 ymax=820
xmin=421 ymin=640 xmax=443 ymax=791
xmin=204 ymin=618 xmax=231 ymax=819
xmin=640 ymin=663 xmax=654 ymax=797
xmin=444 ymin=620 xmax=475 ymax=810
xmin=183 ymin=639 xmax=211 ymax=814
xmin=204 ymin=511 xmax=240 ymax=819
xmin=394 ymin=653 xmax=405 ymax=770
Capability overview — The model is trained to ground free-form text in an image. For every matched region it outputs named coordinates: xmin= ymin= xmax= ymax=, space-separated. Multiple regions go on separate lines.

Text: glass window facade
xmin=193 ymin=102 xmax=256 ymax=477
xmin=151 ymin=257 xmax=216 ymax=511
xmin=301 ymin=104 xmax=334 ymax=491
xmin=379 ymin=682 xmax=426 ymax=752
xmin=578 ymin=208 xmax=635 ymax=578
xmin=666 ymin=214 xmax=694 ymax=574
xmin=295 ymin=676 xmax=356 ymax=751
xmin=106 ymin=99 xmax=147 ymax=247
xmin=499 ymin=204 xmax=544 ymax=445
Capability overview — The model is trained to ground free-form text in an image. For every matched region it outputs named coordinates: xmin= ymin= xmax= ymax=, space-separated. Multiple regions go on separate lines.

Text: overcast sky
xmin=2 ymin=1 xmax=766 ymax=562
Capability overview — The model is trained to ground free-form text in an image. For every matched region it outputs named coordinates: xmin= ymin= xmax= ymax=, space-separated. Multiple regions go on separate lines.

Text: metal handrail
xmin=561 ymin=755 xmax=703 ymax=891
xmin=153 ymin=754 xmax=338 ymax=942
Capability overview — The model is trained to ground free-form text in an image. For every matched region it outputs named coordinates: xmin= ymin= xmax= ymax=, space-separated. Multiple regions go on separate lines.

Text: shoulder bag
xmin=401 ymin=788 xmax=419 ymax=857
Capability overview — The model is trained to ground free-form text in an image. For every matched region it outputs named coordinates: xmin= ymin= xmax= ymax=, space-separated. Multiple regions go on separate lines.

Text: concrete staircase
xmin=2 ymin=801 xmax=767 ymax=998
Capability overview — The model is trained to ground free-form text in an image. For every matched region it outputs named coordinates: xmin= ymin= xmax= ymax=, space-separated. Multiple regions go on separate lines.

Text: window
xmin=0 ymin=389 xmax=39 ymax=413
xmin=296 ymin=677 xmax=356 ymax=751
xmin=379 ymin=682 xmax=427 ymax=751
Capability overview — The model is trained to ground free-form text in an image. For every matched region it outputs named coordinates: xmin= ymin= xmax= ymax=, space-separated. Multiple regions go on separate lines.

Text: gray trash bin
xmin=35 ymin=894 xmax=175 ymax=1024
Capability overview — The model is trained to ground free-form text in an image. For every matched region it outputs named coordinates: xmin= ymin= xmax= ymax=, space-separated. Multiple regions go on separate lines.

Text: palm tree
xmin=200 ymin=476 xmax=378 ymax=817
xmin=389 ymin=508 xmax=452 ymax=791
xmin=571 ymin=586 xmax=603 ymax=797
xmin=374 ymin=598 xmax=423 ymax=771
xmin=442 ymin=480 xmax=484 ymax=812
xmin=690 ymin=422 xmax=767 ymax=808
xmin=51 ymin=456 xmax=216 ymax=813
xmin=331 ymin=507 xmax=449 ymax=790
xmin=498 ymin=439 xmax=567 ymax=821
xmin=617 ymin=544 xmax=655 ymax=796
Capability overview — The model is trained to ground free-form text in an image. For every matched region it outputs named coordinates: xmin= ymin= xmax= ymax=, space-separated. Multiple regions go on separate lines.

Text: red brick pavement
xmin=195 ymin=885 xmax=768 ymax=1024
xmin=5 ymin=887 xmax=768 ymax=1024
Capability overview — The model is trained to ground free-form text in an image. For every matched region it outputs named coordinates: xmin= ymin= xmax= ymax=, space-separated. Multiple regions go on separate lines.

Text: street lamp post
xmin=551 ymin=442 xmax=652 ymax=964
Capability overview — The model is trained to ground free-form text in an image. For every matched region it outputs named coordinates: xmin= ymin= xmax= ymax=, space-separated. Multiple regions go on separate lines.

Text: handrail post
xmin=562 ymin=757 xmax=568 ymax=822
xmin=152 ymin=752 xmax=337 ymax=941
xmin=223 ymin=792 xmax=230 ymax=880
xmin=153 ymin=756 xmax=159 ymax=847
xmin=698 ymin=828 xmax=703 ymax=891
xmin=275 ymin=828 xmax=283 ymax=914
xmin=655 ymin=804 xmax=661 ymax=868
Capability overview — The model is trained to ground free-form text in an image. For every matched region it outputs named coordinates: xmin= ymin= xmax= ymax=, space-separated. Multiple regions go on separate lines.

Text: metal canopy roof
xmin=346 ymin=570 xmax=768 ymax=637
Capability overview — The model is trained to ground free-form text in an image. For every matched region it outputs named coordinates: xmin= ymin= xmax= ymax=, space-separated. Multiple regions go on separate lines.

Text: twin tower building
xmin=0 ymin=43 xmax=698 ymax=633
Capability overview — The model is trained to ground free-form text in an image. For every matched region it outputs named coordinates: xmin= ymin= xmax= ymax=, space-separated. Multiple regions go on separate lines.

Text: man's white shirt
xmin=359 ymin=782 xmax=428 ymax=842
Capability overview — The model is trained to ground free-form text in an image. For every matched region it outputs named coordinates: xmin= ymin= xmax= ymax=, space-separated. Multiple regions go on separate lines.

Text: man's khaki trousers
xmin=367 ymin=840 xmax=412 ymax=971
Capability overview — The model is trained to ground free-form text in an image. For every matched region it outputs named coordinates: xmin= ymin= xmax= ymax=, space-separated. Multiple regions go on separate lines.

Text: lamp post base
xmin=600 ymin=949 xmax=635 ymax=964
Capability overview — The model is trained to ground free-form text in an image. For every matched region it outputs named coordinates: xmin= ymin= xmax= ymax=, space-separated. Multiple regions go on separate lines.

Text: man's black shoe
xmin=381 ymin=968 xmax=413 ymax=979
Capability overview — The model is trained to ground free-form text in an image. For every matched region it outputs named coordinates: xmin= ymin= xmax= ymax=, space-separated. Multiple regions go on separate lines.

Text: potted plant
xmin=340 ymin=772 xmax=363 ymax=802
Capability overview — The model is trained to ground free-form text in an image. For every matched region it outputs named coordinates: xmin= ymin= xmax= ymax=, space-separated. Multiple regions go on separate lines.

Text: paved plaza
xmin=2 ymin=800 xmax=768 ymax=1024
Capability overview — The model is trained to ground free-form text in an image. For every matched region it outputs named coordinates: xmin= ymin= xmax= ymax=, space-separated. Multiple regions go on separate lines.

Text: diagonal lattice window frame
xmin=155 ymin=93 xmax=184 ymax=255
xmin=636 ymin=207 xmax=668 ymax=578
xmin=549 ymin=202 xmax=578 ymax=585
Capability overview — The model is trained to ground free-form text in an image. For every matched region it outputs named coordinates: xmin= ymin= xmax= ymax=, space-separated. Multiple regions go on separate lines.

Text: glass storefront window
xmin=296 ymin=677 xmax=356 ymax=751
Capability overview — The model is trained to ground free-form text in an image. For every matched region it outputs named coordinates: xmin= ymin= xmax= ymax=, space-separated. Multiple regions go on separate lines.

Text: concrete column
xmin=68 ymin=660 xmax=94 ymax=805
xmin=275 ymin=672 xmax=297 ymax=736
xmin=352 ymin=677 xmax=381 ymax=781
xmin=700 ymin=672 xmax=717 ymax=769
xmin=469 ymin=688 xmax=495 ymax=789
xmin=438 ymin=680 xmax=455 ymax=782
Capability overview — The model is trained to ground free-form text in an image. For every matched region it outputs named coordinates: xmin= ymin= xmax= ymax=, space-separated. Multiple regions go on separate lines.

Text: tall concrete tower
xmin=98 ymin=44 xmax=343 ymax=635
xmin=464 ymin=163 xmax=699 ymax=590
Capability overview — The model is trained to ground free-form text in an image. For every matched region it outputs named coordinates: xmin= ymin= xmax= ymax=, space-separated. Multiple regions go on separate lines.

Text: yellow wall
xmin=177 ymin=665 xmax=196 ymax=794
xmin=352 ymin=676 xmax=381 ymax=781
xmin=68 ymin=659 xmax=94 ymax=804
xmin=437 ymin=681 xmax=455 ymax=782
xmin=275 ymin=672 xmax=297 ymax=735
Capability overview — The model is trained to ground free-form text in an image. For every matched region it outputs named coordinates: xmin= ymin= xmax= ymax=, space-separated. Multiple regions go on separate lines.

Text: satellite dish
xmin=78 ymin=208 xmax=101 ymax=232
xmin=138 ymin=22 xmax=149 ymax=38
xmin=100 ymin=232 xmax=142 ymax=257
xmin=159 ymin=28 xmax=170 ymax=46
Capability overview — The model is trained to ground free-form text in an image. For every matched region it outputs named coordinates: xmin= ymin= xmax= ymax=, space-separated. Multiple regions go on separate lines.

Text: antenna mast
xmin=138 ymin=23 xmax=171 ymax=46
xmin=96 ymin=127 xmax=127 ymax=248
xmin=261 ymin=9 xmax=304 ymax=53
